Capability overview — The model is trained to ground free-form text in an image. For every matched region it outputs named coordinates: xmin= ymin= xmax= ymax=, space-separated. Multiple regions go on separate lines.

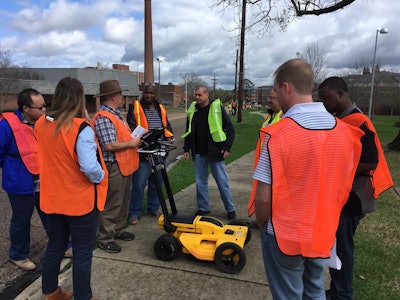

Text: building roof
xmin=5 ymin=67 xmax=140 ymax=96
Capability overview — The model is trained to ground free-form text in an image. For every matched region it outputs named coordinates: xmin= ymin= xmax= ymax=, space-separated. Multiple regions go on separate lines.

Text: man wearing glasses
xmin=0 ymin=88 xmax=48 ymax=270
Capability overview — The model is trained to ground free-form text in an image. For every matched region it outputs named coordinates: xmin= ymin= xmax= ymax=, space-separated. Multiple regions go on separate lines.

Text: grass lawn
xmin=167 ymin=111 xmax=400 ymax=298
xmin=353 ymin=115 xmax=400 ymax=299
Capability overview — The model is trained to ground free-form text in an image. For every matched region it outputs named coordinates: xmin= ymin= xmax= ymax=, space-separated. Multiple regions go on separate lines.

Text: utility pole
xmin=211 ymin=75 xmax=218 ymax=99
xmin=234 ymin=48 xmax=238 ymax=104
xmin=237 ymin=0 xmax=246 ymax=123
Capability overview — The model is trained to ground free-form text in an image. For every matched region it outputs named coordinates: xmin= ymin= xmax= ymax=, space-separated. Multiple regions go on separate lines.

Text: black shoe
xmin=115 ymin=231 xmax=135 ymax=241
xmin=146 ymin=211 xmax=162 ymax=218
xmin=98 ymin=241 xmax=121 ymax=253
xmin=195 ymin=210 xmax=210 ymax=216
xmin=227 ymin=211 xmax=236 ymax=220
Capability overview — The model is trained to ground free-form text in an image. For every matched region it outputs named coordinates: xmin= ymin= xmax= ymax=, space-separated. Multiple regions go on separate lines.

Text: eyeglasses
xmin=28 ymin=105 xmax=46 ymax=110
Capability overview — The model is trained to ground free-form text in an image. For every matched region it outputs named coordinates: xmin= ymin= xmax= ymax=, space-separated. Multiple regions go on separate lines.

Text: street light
xmin=184 ymin=75 xmax=188 ymax=112
xmin=368 ymin=28 xmax=389 ymax=120
xmin=156 ymin=57 xmax=162 ymax=100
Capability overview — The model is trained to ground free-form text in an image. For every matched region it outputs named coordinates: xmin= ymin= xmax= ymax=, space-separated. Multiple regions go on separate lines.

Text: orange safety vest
xmin=264 ymin=117 xmax=363 ymax=257
xmin=341 ymin=113 xmax=393 ymax=198
xmin=92 ymin=110 xmax=139 ymax=176
xmin=248 ymin=111 xmax=283 ymax=217
xmin=1 ymin=112 xmax=39 ymax=175
xmin=132 ymin=100 xmax=173 ymax=138
xmin=34 ymin=116 xmax=108 ymax=215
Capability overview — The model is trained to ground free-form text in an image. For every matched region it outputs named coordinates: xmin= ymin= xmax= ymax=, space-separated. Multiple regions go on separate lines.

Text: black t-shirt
xmin=193 ymin=105 xmax=210 ymax=156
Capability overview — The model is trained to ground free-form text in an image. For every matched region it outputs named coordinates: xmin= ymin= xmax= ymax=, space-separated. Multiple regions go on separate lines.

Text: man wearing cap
xmin=92 ymin=80 xmax=142 ymax=253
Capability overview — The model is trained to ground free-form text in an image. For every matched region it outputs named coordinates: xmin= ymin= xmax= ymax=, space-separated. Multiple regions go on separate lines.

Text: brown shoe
xmin=9 ymin=258 xmax=36 ymax=271
xmin=45 ymin=287 xmax=73 ymax=300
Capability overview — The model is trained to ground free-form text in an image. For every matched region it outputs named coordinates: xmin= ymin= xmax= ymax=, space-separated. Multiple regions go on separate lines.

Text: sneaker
xmin=227 ymin=211 xmax=236 ymax=220
xmin=115 ymin=231 xmax=135 ymax=241
xmin=146 ymin=210 xmax=162 ymax=218
xmin=9 ymin=258 xmax=36 ymax=271
xmin=98 ymin=241 xmax=121 ymax=253
xmin=195 ymin=210 xmax=211 ymax=216
xmin=129 ymin=215 xmax=138 ymax=225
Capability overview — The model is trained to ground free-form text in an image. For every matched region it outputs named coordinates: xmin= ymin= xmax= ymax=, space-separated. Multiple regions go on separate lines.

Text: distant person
xmin=126 ymin=83 xmax=174 ymax=225
xmin=318 ymin=76 xmax=394 ymax=300
xmin=248 ymin=88 xmax=282 ymax=222
xmin=35 ymin=77 xmax=108 ymax=300
xmin=253 ymin=59 xmax=363 ymax=299
xmin=182 ymin=85 xmax=236 ymax=219
xmin=227 ymin=102 xmax=232 ymax=115
xmin=92 ymin=80 xmax=142 ymax=253
xmin=0 ymin=88 xmax=48 ymax=271
xmin=231 ymin=101 xmax=237 ymax=115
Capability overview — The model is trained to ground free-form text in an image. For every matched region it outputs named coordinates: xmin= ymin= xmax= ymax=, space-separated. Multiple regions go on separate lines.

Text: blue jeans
xmin=193 ymin=154 xmax=235 ymax=213
xmin=8 ymin=192 xmax=48 ymax=260
xmin=42 ymin=209 xmax=98 ymax=300
xmin=129 ymin=158 xmax=165 ymax=218
xmin=261 ymin=225 xmax=326 ymax=300
xmin=329 ymin=212 xmax=364 ymax=299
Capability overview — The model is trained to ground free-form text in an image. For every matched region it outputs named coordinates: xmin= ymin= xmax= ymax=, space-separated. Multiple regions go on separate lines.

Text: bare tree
xmin=0 ymin=45 xmax=46 ymax=112
xmin=300 ymin=42 xmax=328 ymax=84
xmin=0 ymin=46 xmax=21 ymax=111
xmin=212 ymin=0 xmax=357 ymax=35
xmin=181 ymin=73 xmax=207 ymax=100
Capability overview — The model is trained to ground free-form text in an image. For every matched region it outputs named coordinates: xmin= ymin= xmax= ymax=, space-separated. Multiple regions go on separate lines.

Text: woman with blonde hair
xmin=35 ymin=77 xmax=108 ymax=300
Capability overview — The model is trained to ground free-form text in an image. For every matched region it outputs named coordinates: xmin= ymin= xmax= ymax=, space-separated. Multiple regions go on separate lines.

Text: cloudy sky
xmin=0 ymin=0 xmax=398 ymax=89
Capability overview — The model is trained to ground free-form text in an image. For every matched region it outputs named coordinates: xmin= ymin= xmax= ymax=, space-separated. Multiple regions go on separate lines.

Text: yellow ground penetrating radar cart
xmin=139 ymin=128 xmax=251 ymax=274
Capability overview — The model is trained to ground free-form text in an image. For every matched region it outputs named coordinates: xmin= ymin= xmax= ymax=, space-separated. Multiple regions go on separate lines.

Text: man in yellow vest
xmin=92 ymin=80 xmax=142 ymax=253
xmin=182 ymin=85 xmax=236 ymax=219
xmin=254 ymin=59 xmax=363 ymax=299
xmin=319 ymin=76 xmax=393 ymax=300
xmin=126 ymin=83 xmax=173 ymax=225
xmin=0 ymin=88 xmax=48 ymax=271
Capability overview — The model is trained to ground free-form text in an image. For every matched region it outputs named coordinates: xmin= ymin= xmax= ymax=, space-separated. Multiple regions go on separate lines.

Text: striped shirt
xmin=253 ymin=102 xmax=336 ymax=234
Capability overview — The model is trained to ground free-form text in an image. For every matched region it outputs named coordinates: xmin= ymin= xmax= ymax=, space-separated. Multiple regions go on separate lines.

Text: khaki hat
xmin=94 ymin=80 xmax=128 ymax=97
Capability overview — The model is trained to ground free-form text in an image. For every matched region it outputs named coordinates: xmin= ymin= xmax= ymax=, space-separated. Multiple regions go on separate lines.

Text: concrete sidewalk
xmin=16 ymin=151 xmax=273 ymax=300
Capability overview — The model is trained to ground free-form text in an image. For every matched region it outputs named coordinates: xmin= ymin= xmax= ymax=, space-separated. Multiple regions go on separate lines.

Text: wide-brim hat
xmin=94 ymin=80 xmax=129 ymax=97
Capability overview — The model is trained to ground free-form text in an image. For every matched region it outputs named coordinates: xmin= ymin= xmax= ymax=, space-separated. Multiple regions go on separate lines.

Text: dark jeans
xmin=42 ymin=209 xmax=98 ymax=300
xmin=329 ymin=212 xmax=364 ymax=300
xmin=8 ymin=192 xmax=48 ymax=260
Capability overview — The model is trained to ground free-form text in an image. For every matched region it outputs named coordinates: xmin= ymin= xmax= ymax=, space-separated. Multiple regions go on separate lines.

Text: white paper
xmin=131 ymin=125 xmax=147 ymax=138
xmin=326 ymin=239 xmax=342 ymax=270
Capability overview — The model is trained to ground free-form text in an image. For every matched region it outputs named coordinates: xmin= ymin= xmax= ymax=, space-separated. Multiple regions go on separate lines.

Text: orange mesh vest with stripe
xmin=248 ymin=111 xmax=283 ymax=216
xmin=133 ymin=100 xmax=173 ymax=138
xmin=1 ymin=112 xmax=39 ymax=175
xmin=341 ymin=113 xmax=393 ymax=198
xmin=264 ymin=117 xmax=363 ymax=257
xmin=92 ymin=110 xmax=139 ymax=176
xmin=35 ymin=116 xmax=108 ymax=215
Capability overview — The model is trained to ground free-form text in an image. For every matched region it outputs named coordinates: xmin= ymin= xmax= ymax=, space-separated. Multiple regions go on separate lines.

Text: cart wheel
xmin=154 ymin=234 xmax=180 ymax=261
xmin=228 ymin=220 xmax=252 ymax=245
xmin=214 ymin=242 xmax=246 ymax=274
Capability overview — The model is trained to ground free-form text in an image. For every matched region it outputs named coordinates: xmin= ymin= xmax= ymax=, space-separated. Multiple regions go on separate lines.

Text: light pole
xmin=368 ymin=28 xmax=388 ymax=120
xmin=156 ymin=57 xmax=162 ymax=100
xmin=184 ymin=75 xmax=188 ymax=112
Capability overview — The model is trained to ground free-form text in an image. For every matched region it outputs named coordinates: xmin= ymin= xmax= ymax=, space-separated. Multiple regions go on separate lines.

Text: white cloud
xmin=0 ymin=0 xmax=399 ymax=89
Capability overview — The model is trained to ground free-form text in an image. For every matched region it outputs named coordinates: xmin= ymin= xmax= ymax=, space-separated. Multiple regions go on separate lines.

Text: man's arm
xmin=255 ymin=181 xmax=272 ymax=228
xmin=221 ymin=106 xmax=234 ymax=151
